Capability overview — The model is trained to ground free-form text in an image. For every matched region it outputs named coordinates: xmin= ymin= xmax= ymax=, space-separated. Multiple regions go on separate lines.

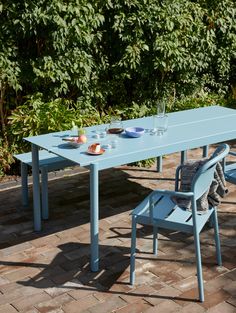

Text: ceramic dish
xmin=86 ymin=149 xmax=105 ymax=155
xmin=107 ymin=128 xmax=124 ymax=134
xmin=87 ymin=143 xmax=105 ymax=155
xmin=125 ymin=127 xmax=145 ymax=138
xmin=62 ymin=137 xmax=83 ymax=148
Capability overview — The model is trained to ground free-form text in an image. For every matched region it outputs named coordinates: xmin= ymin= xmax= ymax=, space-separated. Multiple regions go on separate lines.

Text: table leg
xmin=32 ymin=144 xmax=41 ymax=231
xmin=90 ymin=163 xmax=99 ymax=272
xmin=202 ymin=145 xmax=209 ymax=158
xmin=156 ymin=156 xmax=162 ymax=172
xmin=181 ymin=150 xmax=187 ymax=164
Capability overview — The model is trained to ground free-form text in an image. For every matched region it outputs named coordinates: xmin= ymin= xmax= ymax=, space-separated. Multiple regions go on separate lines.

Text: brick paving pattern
xmin=0 ymin=147 xmax=235 ymax=312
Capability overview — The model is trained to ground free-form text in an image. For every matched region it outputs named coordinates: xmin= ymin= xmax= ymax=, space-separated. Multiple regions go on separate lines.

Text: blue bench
xmin=14 ymin=151 xmax=75 ymax=219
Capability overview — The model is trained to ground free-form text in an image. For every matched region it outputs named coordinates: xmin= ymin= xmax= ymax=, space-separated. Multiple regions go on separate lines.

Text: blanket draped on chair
xmin=172 ymin=159 xmax=228 ymax=212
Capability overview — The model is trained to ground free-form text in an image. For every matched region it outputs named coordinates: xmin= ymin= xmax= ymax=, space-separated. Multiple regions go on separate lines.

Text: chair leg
xmin=193 ymin=230 xmax=204 ymax=302
xmin=153 ymin=226 xmax=158 ymax=255
xmin=41 ymin=166 xmax=49 ymax=220
xmin=130 ymin=215 xmax=137 ymax=285
xmin=21 ymin=162 xmax=29 ymax=207
xmin=212 ymin=209 xmax=222 ymax=266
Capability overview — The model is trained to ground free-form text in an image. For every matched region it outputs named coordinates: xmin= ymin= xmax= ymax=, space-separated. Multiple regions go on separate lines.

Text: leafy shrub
xmin=1 ymin=0 xmax=236 ymax=176
xmin=0 ymin=141 xmax=16 ymax=177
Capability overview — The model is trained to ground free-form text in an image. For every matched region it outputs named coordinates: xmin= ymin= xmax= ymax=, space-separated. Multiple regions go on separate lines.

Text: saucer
xmin=87 ymin=144 xmax=105 ymax=155
xmin=86 ymin=148 xmax=105 ymax=155
xmin=62 ymin=137 xmax=82 ymax=148
xmin=107 ymin=128 xmax=123 ymax=134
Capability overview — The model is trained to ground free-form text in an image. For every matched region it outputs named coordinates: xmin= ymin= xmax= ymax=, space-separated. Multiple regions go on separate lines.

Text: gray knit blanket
xmin=172 ymin=159 xmax=228 ymax=212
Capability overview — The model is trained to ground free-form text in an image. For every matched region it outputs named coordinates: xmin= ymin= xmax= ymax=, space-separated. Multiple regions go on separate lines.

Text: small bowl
xmin=125 ymin=127 xmax=145 ymax=138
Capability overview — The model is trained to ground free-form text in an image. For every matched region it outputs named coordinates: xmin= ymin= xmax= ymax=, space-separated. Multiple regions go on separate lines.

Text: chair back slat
xmin=192 ymin=165 xmax=216 ymax=199
xmin=191 ymin=144 xmax=229 ymax=200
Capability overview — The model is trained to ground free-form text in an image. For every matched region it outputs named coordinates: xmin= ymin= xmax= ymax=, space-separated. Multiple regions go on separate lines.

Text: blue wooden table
xmin=24 ymin=105 xmax=236 ymax=272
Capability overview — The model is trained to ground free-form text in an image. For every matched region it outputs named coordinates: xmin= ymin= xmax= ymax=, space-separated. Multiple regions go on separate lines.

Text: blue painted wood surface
xmin=24 ymin=106 xmax=236 ymax=170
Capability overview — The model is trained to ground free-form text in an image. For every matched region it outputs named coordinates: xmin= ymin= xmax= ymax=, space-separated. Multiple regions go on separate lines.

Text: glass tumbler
xmin=153 ymin=114 xmax=168 ymax=135
xmin=157 ymin=99 xmax=166 ymax=116
xmin=108 ymin=117 xmax=123 ymax=134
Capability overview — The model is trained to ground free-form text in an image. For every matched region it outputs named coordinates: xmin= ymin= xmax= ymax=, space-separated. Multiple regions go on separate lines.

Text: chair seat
xmin=132 ymin=191 xmax=213 ymax=234
xmin=224 ymin=163 xmax=236 ymax=184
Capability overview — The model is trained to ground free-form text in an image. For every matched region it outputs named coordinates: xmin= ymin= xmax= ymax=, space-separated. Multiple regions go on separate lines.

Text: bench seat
xmin=14 ymin=150 xmax=76 ymax=219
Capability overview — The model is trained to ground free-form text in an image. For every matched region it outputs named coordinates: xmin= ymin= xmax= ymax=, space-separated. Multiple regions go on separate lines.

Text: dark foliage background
xmin=0 ymin=0 xmax=236 ymax=175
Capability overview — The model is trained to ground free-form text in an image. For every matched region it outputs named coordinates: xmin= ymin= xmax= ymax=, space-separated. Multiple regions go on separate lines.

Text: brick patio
xmin=0 ymin=147 xmax=235 ymax=313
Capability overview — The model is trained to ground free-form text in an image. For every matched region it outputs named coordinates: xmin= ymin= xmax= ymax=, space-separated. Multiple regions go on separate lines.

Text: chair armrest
xmin=222 ymin=151 xmax=236 ymax=172
xmin=151 ymin=189 xmax=194 ymax=199
xmin=175 ymin=164 xmax=185 ymax=191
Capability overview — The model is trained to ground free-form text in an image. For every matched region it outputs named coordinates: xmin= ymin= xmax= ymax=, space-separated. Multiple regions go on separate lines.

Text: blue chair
xmin=130 ymin=144 xmax=229 ymax=302
xmin=224 ymin=150 xmax=236 ymax=185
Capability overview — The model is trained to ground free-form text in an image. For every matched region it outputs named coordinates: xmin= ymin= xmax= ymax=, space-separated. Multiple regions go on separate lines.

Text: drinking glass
xmin=108 ymin=117 xmax=123 ymax=134
xmin=71 ymin=125 xmax=78 ymax=137
xmin=153 ymin=114 xmax=168 ymax=135
xmin=157 ymin=99 xmax=166 ymax=116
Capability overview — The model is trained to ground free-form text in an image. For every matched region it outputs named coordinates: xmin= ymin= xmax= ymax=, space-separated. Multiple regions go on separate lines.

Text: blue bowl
xmin=125 ymin=127 xmax=145 ymax=138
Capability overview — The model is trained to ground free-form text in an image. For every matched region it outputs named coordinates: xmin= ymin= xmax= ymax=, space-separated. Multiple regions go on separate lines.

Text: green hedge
xmin=0 ymin=0 xmax=236 ymax=175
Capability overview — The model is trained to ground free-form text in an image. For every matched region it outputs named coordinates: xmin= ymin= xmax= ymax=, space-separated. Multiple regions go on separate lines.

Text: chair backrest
xmin=191 ymin=144 xmax=229 ymax=200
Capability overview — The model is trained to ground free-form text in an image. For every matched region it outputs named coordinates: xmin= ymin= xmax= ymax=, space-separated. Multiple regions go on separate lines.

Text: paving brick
xmin=23 ymin=309 xmax=40 ymax=313
xmin=206 ymin=302 xmax=236 ymax=313
xmin=200 ymin=289 xmax=231 ymax=309
xmin=223 ymin=281 xmax=236 ymax=296
xmin=145 ymin=286 xmax=181 ymax=306
xmin=175 ymin=302 xmax=206 ymax=313
xmin=2 ymin=266 xmax=41 ymax=282
xmin=176 ymin=263 xmax=196 ymax=278
xmin=35 ymin=294 xmax=73 ymax=313
xmin=205 ymin=275 xmax=233 ymax=293
xmin=63 ymin=296 xmax=99 ymax=313
xmin=87 ymin=295 xmax=127 ymax=313
xmin=173 ymin=276 xmax=198 ymax=292
xmin=0 ymin=277 xmax=10 ymax=286
xmin=225 ymin=269 xmax=236 ymax=281
xmin=227 ymin=297 xmax=236 ymax=308
xmin=119 ymin=284 xmax=156 ymax=304
xmin=0 ymin=284 xmax=43 ymax=306
xmin=144 ymin=299 xmax=181 ymax=313
xmin=11 ymin=291 xmax=51 ymax=311
xmin=115 ymin=299 xmax=152 ymax=313
xmin=0 ymin=304 xmax=18 ymax=313
xmin=174 ymin=287 xmax=201 ymax=306
xmin=0 ymin=242 xmax=33 ymax=257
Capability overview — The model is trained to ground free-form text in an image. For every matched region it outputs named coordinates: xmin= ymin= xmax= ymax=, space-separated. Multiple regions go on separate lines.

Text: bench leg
xmin=41 ymin=166 xmax=49 ymax=220
xmin=21 ymin=162 xmax=29 ymax=207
